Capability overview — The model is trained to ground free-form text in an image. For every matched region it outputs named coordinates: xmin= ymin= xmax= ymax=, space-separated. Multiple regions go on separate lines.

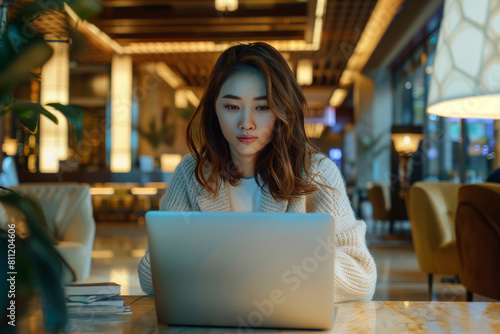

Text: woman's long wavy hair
xmin=186 ymin=42 xmax=324 ymax=202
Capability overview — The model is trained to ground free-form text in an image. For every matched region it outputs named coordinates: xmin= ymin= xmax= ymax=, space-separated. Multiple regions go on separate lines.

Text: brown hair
xmin=186 ymin=42 xmax=326 ymax=202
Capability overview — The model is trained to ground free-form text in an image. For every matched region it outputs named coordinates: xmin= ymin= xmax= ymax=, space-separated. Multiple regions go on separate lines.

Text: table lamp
xmin=427 ymin=0 xmax=500 ymax=183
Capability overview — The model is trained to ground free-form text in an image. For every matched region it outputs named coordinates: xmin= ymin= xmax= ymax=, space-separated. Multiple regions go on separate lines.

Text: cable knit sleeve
xmin=137 ymin=155 xmax=195 ymax=296
xmin=311 ymin=155 xmax=377 ymax=303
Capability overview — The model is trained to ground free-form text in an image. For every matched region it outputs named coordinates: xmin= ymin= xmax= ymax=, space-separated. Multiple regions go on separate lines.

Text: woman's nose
xmin=239 ymin=109 xmax=255 ymax=130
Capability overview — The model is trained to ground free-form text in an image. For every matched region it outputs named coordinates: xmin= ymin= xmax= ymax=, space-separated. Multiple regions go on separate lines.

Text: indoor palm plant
xmin=0 ymin=0 xmax=101 ymax=332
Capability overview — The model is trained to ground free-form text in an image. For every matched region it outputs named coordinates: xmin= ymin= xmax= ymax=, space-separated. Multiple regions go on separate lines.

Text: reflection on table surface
xmin=20 ymin=296 xmax=500 ymax=333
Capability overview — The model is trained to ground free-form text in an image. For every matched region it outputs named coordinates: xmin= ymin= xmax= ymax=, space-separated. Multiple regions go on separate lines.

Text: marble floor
xmin=83 ymin=218 xmax=497 ymax=302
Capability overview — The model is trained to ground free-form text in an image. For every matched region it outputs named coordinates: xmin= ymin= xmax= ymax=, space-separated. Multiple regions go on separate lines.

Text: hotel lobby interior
xmin=1 ymin=0 xmax=500 ymax=332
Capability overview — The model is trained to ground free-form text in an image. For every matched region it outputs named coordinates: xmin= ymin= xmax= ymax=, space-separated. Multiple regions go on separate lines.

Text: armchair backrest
xmin=7 ymin=183 xmax=94 ymax=245
xmin=456 ymin=182 xmax=500 ymax=299
xmin=407 ymin=181 xmax=461 ymax=273
xmin=366 ymin=182 xmax=391 ymax=221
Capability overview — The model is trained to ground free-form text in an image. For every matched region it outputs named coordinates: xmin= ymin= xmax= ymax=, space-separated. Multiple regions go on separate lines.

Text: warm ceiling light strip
xmin=329 ymin=88 xmax=348 ymax=107
xmin=124 ymin=40 xmax=317 ymax=54
xmin=147 ymin=62 xmax=184 ymax=89
xmin=312 ymin=0 xmax=327 ymax=47
xmin=328 ymin=0 xmax=404 ymax=107
xmin=338 ymin=0 xmax=404 ymax=87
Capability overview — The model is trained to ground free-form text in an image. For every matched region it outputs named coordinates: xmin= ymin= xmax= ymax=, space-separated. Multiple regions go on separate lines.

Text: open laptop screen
xmin=146 ymin=211 xmax=335 ymax=330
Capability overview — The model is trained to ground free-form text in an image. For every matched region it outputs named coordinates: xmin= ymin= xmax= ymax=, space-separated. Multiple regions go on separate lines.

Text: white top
xmin=226 ymin=177 xmax=261 ymax=212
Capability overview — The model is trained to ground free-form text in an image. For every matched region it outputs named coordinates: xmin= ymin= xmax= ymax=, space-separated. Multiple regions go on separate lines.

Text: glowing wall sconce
xmin=161 ymin=153 xmax=182 ymax=173
xmin=215 ymin=0 xmax=238 ymax=12
xmin=110 ymin=55 xmax=133 ymax=173
xmin=2 ymin=138 xmax=18 ymax=156
xmin=39 ymin=36 xmax=69 ymax=173
xmin=297 ymin=59 xmax=313 ymax=86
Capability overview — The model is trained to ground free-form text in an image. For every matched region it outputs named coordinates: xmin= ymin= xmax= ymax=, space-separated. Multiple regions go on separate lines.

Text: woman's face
xmin=215 ymin=69 xmax=276 ymax=162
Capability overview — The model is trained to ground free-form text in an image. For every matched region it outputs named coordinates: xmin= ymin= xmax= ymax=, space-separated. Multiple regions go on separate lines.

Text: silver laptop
xmin=145 ymin=211 xmax=336 ymax=330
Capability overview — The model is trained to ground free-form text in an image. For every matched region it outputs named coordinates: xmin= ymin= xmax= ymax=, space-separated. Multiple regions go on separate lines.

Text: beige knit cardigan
xmin=138 ymin=153 xmax=377 ymax=303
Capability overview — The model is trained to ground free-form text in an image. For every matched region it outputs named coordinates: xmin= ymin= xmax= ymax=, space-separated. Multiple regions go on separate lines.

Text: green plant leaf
xmin=67 ymin=23 xmax=88 ymax=54
xmin=29 ymin=242 xmax=68 ymax=332
xmin=177 ymin=107 xmax=195 ymax=121
xmin=0 ymin=6 xmax=13 ymax=72
xmin=66 ymin=0 xmax=103 ymax=20
xmin=4 ymin=102 xmax=59 ymax=133
xmin=0 ymin=32 xmax=53 ymax=94
xmin=47 ymin=103 xmax=84 ymax=142
xmin=27 ymin=72 xmax=41 ymax=79
xmin=0 ymin=93 xmax=13 ymax=111
xmin=135 ymin=118 xmax=176 ymax=149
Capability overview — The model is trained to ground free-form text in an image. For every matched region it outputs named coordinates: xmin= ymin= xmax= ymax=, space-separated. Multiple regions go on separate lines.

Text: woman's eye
xmin=225 ymin=105 xmax=239 ymax=111
xmin=256 ymin=105 xmax=269 ymax=111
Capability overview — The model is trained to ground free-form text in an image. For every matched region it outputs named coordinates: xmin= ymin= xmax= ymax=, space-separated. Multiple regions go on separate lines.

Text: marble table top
xmin=19 ymin=296 xmax=500 ymax=333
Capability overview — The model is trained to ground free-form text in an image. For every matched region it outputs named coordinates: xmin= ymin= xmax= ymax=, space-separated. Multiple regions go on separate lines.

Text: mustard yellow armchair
xmin=407 ymin=181 xmax=461 ymax=300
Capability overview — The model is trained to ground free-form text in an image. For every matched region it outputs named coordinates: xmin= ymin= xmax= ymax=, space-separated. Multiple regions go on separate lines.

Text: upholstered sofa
xmin=0 ymin=183 xmax=95 ymax=282
xmin=406 ymin=181 xmax=461 ymax=299
xmin=455 ymin=182 xmax=500 ymax=301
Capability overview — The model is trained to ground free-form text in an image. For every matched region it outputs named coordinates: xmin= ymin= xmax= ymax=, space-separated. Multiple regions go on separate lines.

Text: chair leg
xmin=466 ymin=290 xmax=473 ymax=302
xmin=428 ymin=274 xmax=433 ymax=301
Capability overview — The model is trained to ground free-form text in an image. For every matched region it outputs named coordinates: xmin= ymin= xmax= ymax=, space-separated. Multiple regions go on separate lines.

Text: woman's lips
xmin=237 ymin=136 xmax=257 ymax=144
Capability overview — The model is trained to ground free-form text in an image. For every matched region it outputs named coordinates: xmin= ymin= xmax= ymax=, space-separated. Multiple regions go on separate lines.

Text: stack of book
xmin=64 ymin=282 xmax=132 ymax=316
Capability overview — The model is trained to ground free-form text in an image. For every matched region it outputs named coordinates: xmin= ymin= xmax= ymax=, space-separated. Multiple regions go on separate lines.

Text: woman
xmin=138 ymin=42 xmax=376 ymax=303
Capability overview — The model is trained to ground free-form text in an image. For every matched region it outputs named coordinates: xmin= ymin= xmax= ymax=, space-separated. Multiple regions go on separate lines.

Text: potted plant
xmin=0 ymin=0 xmax=101 ymax=332
xmin=135 ymin=106 xmax=195 ymax=164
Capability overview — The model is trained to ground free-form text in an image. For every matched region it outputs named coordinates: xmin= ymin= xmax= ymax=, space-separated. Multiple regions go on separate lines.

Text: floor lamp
xmin=391 ymin=130 xmax=424 ymax=192
xmin=427 ymin=0 xmax=500 ymax=183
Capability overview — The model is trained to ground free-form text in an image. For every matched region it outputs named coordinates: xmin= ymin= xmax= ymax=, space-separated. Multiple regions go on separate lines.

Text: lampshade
xmin=427 ymin=0 xmax=500 ymax=119
xmin=390 ymin=133 xmax=424 ymax=156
